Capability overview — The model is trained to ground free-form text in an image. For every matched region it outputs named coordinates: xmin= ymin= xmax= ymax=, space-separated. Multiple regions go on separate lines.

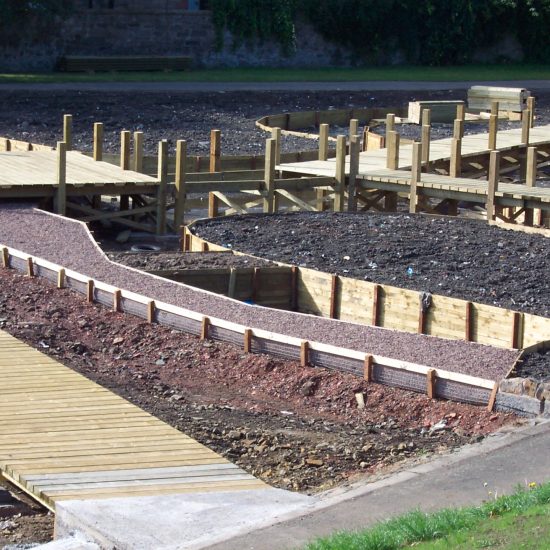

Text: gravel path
xmin=194 ymin=212 xmax=550 ymax=318
xmin=0 ymin=205 xmax=518 ymax=380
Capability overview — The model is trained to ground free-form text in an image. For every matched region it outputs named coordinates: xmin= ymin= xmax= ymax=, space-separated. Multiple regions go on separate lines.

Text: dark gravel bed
xmin=516 ymin=349 xmax=550 ymax=382
xmin=193 ymin=212 xmax=550 ymax=319
xmin=0 ymin=205 xmax=518 ymax=380
xmin=107 ymin=251 xmax=273 ymax=271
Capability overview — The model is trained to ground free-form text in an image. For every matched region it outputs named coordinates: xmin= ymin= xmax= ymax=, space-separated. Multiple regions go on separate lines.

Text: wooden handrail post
xmin=409 ymin=141 xmax=422 ymax=213
xmin=156 ymin=140 xmax=168 ymax=235
xmin=133 ymin=131 xmax=144 ymax=173
xmin=318 ymin=123 xmax=329 ymax=161
xmin=524 ymin=146 xmax=537 ymax=226
xmin=450 ymin=136 xmax=462 ymax=178
xmin=521 ymin=109 xmax=531 ymax=145
xmin=174 ymin=139 xmax=187 ymax=228
xmin=486 ymin=150 xmax=500 ymax=221
xmin=348 ymin=134 xmax=360 ymax=212
xmin=386 ymin=131 xmax=400 ymax=170
xmin=334 ymin=135 xmax=346 ymax=212
xmin=421 ymin=108 xmax=431 ymax=171
xmin=385 ymin=113 xmax=395 ymax=134
xmin=263 ymin=138 xmax=276 ymax=213
xmin=63 ymin=114 xmax=73 ymax=151
xmin=488 ymin=113 xmax=498 ymax=150
xmin=349 ymin=118 xmax=359 ymax=140
xmin=209 ymin=129 xmax=221 ymax=173
xmin=527 ymin=96 xmax=535 ymax=127
xmin=272 ymin=126 xmax=281 ymax=165
xmin=56 ymin=141 xmax=67 ymax=216
xmin=93 ymin=122 xmax=103 ymax=161
xmin=208 ymin=192 xmax=219 ymax=218
xmin=120 ymin=130 xmax=131 ymax=170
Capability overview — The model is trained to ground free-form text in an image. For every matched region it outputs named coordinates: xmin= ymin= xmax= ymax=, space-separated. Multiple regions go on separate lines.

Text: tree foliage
xmin=211 ymin=0 xmax=550 ymax=65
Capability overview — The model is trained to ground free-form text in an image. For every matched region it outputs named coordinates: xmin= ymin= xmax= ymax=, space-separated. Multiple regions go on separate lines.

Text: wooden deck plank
xmin=0 ymin=330 xmax=266 ymax=510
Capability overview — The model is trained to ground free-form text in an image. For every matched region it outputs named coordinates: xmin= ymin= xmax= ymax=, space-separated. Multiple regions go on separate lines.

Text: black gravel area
xmin=0 ymin=205 xmax=518 ymax=380
xmin=516 ymin=348 xmax=550 ymax=382
xmin=193 ymin=212 xmax=550 ymax=319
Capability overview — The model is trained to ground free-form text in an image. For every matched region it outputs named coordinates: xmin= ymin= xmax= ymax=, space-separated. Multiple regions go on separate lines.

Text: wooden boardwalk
xmin=0 ymin=150 xmax=157 ymax=198
xmin=0 ymin=330 xmax=265 ymax=511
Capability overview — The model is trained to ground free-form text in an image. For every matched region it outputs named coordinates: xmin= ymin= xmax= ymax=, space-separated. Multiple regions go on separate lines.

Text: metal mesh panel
xmin=436 ymin=378 xmax=491 ymax=406
xmin=95 ymin=288 xmax=113 ymax=308
xmin=65 ymin=276 xmax=87 ymax=295
xmin=251 ymin=337 xmax=301 ymax=360
xmin=34 ymin=264 xmax=57 ymax=284
xmin=156 ymin=309 xmax=202 ymax=336
xmin=9 ymin=256 xmax=27 ymax=272
xmin=209 ymin=325 xmax=243 ymax=347
xmin=309 ymin=349 xmax=363 ymax=376
xmin=120 ymin=297 xmax=148 ymax=320
xmin=373 ymin=364 xmax=427 ymax=393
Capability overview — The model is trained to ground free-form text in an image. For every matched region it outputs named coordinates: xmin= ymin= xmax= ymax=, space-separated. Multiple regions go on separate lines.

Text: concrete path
xmin=205 ymin=419 xmax=550 ymax=550
xmin=1 ymin=79 xmax=550 ymax=93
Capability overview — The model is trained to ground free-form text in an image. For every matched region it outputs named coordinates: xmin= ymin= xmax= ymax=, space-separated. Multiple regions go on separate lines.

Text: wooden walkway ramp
xmin=0 ymin=330 xmax=265 ymax=511
xmin=278 ymin=124 xmax=550 ymax=177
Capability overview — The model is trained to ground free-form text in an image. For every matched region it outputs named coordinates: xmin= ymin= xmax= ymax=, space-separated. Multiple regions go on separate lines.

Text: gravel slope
xmin=0 ymin=205 xmax=518 ymax=380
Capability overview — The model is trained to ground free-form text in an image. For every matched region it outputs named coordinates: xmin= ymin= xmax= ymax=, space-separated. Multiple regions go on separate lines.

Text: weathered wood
xmin=349 ymin=118 xmax=359 ymax=139
xmin=63 ymin=114 xmax=73 ymax=151
xmin=329 ymin=275 xmax=338 ymax=319
xmin=421 ymin=113 xmax=431 ymax=170
xmin=385 ymin=113 xmax=395 ymax=134
xmin=300 ymin=340 xmax=309 ymax=367
xmin=156 ymin=140 xmax=168 ymax=235
xmin=486 ymin=150 xmax=500 ymax=221
xmin=512 ymin=311 xmax=523 ymax=349
xmin=26 ymin=257 xmax=34 ymax=278
xmin=174 ymin=140 xmax=187 ymax=228
xmin=93 ymin=122 xmax=104 ymax=162
xmin=120 ymin=131 xmax=131 ymax=171
xmin=491 ymin=101 xmax=500 ymax=116
xmin=272 ymin=127 xmax=281 ymax=165
xmin=319 ymin=123 xmax=329 ymax=161
xmin=524 ymin=146 xmax=537 ymax=226
xmin=456 ymin=103 xmax=465 ymax=123
xmin=488 ymin=114 xmax=498 ymax=150
xmin=1 ymin=247 xmax=9 ymax=268
xmin=465 ymin=301 xmax=473 ymax=341
xmin=527 ymin=96 xmax=535 ymax=127
xmin=147 ymin=301 xmax=156 ymax=324
xmin=228 ymin=268 xmax=238 ymax=298
xmin=291 ymin=266 xmax=298 ymax=311
xmin=57 ymin=268 xmax=66 ymax=289
xmin=133 ymin=131 xmax=144 ymax=173
xmin=521 ymin=110 xmax=531 ymax=145
xmin=364 ymin=354 xmax=373 ymax=382
xmin=426 ymin=369 xmax=436 ymax=399
xmin=372 ymin=284 xmax=381 ymax=326
xmin=449 ymin=137 xmax=462 ymax=178
xmin=263 ymin=138 xmax=276 ymax=214
xmin=243 ymin=328 xmax=252 ymax=353
xmin=487 ymin=382 xmax=499 ymax=412
xmin=208 ymin=192 xmax=219 ymax=218
xmin=409 ymin=142 xmax=422 ymax=213
xmin=56 ymin=141 xmax=67 ymax=216
xmin=334 ymin=135 xmax=346 ymax=212
xmin=409 ymin=101 xmax=463 ymax=124
xmin=113 ymin=289 xmax=121 ymax=313
xmin=86 ymin=280 xmax=94 ymax=303
xmin=209 ymin=130 xmax=221 ymax=173
xmin=200 ymin=317 xmax=210 ymax=340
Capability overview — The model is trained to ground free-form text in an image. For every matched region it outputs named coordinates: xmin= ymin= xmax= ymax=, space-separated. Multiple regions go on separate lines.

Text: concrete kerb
xmin=38 ymin=419 xmax=549 ymax=550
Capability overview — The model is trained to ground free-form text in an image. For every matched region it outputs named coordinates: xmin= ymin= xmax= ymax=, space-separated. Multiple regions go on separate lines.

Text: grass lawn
xmin=305 ymin=482 xmax=550 ymax=550
xmin=1 ymin=64 xmax=550 ymax=84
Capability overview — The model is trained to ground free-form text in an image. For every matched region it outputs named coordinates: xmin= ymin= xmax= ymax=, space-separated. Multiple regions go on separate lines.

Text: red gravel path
xmin=0 ymin=205 xmax=519 ymax=380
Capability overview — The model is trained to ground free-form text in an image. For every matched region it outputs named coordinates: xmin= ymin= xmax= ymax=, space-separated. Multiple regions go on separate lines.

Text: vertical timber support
xmin=334 ymin=135 xmax=346 ymax=212
xmin=263 ymin=138 xmax=276 ymax=213
xmin=133 ymin=131 xmax=144 ymax=173
xmin=319 ymin=123 xmax=329 ymax=161
xmin=409 ymin=142 xmax=422 ymax=214
xmin=156 ymin=140 xmax=168 ymax=235
xmin=524 ymin=146 xmax=537 ymax=226
xmin=63 ymin=114 xmax=73 ymax=151
xmin=93 ymin=122 xmax=103 ymax=161
xmin=210 ymin=129 xmax=221 ymax=173
xmin=488 ymin=102 xmax=499 ymax=151
xmin=347 ymin=134 xmax=360 ymax=212
xmin=421 ymin=108 xmax=431 ymax=171
xmin=272 ymin=127 xmax=281 ymax=166
xmin=174 ymin=139 xmax=187 ymax=228
xmin=385 ymin=131 xmax=399 ymax=211
xmin=120 ymin=130 xmax=131 ymax=211
xmin=56 ymin=141 xmax=67 ymax=216
xmin=486 ymin=150 xmax=500 ymax=222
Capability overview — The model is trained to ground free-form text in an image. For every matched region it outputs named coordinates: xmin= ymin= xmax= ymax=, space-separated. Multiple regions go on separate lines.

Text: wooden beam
xmin=208 ymin=192 xmax=219 ymax=218
xmin=86 ymin=280 xmax=94 ymax=303
xmin=456 ymin=103 xmax=465 ymax=124
xmin=386 ymin=113 xmax=395 ymax=134
xmin=488 ymin=113 xmax=498 ymax=150
xmin=372 ymin=284 xmax=381 ymax=326
xmin=200 ymin=317 xmax=210 ymax=340
xmin=409 ymin=141 xmax=422 ymax=214
xmin=26 ymin=257 xmax=34 ymax=277
xmin=334 ymin=135 xmax=346 ymax=212
xmin=113 ymin=289 xmax=121 ymax=312
xmin=421 ymin=112 xmax=431 ymax=171
xmin=209 ymin=129 xmax=221 ymax=173
xmin=63 ymin=114 xmax=73 ymax=151
xmin=147 ymin=301 xmax=156 ymax=324
xmin=291 ymin=265 xmax=298 ymax=311
xmin=364 ymin=354 xmax=373 ymax=382
xmin=243 ymin=328 xmax=252 ymax=353
xmin=486 ymin=150 xmax=500 ymax=221
xmin=174 ymin=139 xmax=187 ymax=228
xmin=228 ymin=267 xmax=238 ymax=298
xmin=252 ymin=267 xmax=260 ymax=303
xmin=527 ymin=96 xmax=535 ymax=127
xmin=120 ymin=130 xmax=131 ymax=170
xmin=57 ymin=268 xmax=66 ymax=289
xmin=349 ymin=118 xmax=359 ymax=139
xmin=491 ymin=100 xmax=499 ymax=116
xmin=524 ymin=146 xmax=537 ymax=226
xmin=348 ymin=134 xmax=360 ymax=212
xmin=56 ymin=141 xmax=67 ymax=216
xmin=93 ymin=122 xmax=103 ymax=161
xmin=329 ymin=275 xmax=339 ymax=319
xmin=426 ymin=369 xmax=436 ymax=399
xmin=521 ymin=109 xmax=531 ymax=145
xmin=450 ymin=137 xmax=462 ymax=178
xmin=512 ymin=311 xmax=523 ymax=349
xmin=263 ymin=138 xmax=276 ymax=214
xmin=319 ymin=123 xmax=329 ymax=161
xmin=156 ymin=140 xmax=168 ymax=235
xmin=487 ymin=382 xmax=499 ymax=412
xmin=465 ymin=301 xmax=473 ymax=341
xmin=133 ymin=131 xmax=144 ymax=173
xmin=1 ymin=247 xmax=9 ymax=268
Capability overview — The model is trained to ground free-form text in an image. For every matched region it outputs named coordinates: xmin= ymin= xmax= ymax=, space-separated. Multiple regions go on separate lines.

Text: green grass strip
xmin=305 ymin=482 xmax=550 ymax=550
xmin=2 ymin=64 xmax=550 ymax=84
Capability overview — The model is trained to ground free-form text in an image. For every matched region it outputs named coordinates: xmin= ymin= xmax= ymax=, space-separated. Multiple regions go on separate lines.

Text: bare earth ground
xmin=0 ymin=87 xmax=546 ymax=546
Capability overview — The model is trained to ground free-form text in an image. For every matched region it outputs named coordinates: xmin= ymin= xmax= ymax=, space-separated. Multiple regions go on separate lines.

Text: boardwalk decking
xmin=277 ymin=125 xmax=550 ymax=211
xmin=0 ymin=150 xmax=157 ymax=198
xmin=0 ymin=330 xmax=265 ymax=511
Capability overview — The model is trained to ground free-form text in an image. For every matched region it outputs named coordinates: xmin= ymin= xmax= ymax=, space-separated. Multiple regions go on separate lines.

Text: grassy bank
xmin=305 ymin=482 xmax=550 ymax=550
xmin=1 ymin=64 xmax=550 ymax=84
